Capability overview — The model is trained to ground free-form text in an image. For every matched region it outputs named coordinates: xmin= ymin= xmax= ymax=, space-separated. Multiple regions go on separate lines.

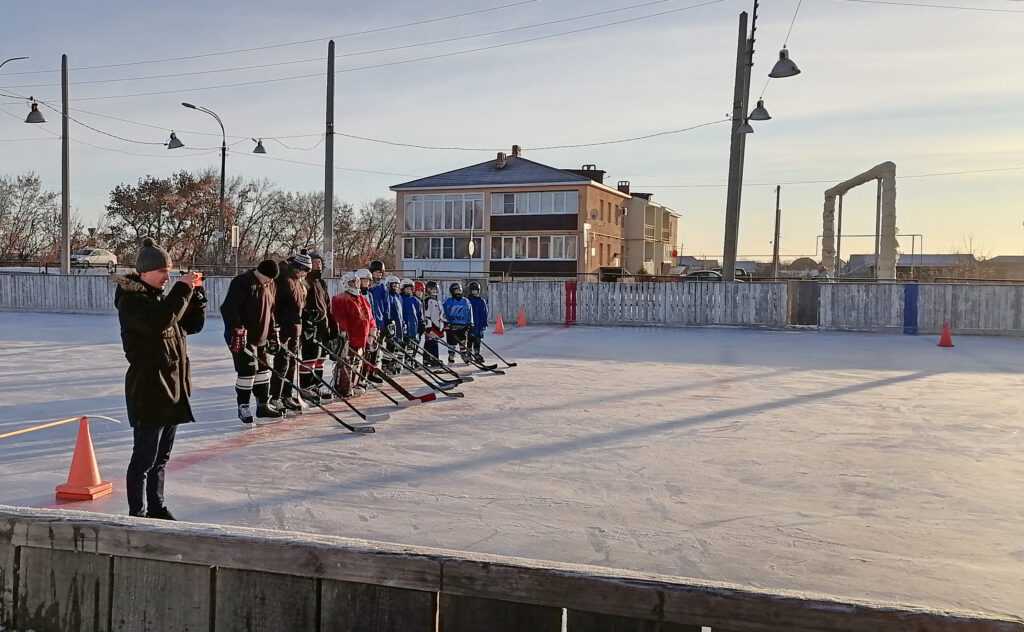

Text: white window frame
xmin=490 ymin=234 xmax=578 ymax=261
xmin=489 ymin=190 xmax=579 ymax=215
xmin=405 ymin=193 xmax=484 ymax=231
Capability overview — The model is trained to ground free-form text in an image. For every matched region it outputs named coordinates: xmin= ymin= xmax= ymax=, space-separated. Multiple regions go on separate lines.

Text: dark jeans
xmin=126 ymin=424 xmax=177 ymax=515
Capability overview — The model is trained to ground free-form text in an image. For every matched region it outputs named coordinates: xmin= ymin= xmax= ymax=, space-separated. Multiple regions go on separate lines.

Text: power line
xmin=633 ymin=165 xmax=1024 ymax=188
xmin=829 ymin=0 xmax=1024 ymax=12
xmin=12 ymin=0 xmax=725 ymax=103
xmin=760 ymin=0 xmax=805 ymax=99
xmin=236 ymin=151 xmax=414 ymax=177
xmin=0 ymin=0 xmax=696 ymax=91
xmin=0 ymin=0 xmax=540 ymax=77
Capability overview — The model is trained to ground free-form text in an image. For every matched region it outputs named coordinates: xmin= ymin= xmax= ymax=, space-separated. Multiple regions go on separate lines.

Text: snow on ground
xmin=0 ymin=311 xmax=1021 ymax=617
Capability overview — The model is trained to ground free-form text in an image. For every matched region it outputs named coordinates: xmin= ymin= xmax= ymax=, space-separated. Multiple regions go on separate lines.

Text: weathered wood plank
xmin=321 ymin=579 xmax=436 ymax=632
xmin=438 ymin=593 xmax=561 ymax=632
xmin=111 ymin=556 xmax=209 ymax=632
xmin=17 ymin=546 xmax=111 ymax=632
xmin=0 ymin=541 xmax=14 ymax=629
xmin=215 ymin=568 xmax=316 ymax=632
xmin=567 ymin=609 xmax=700 ymax=631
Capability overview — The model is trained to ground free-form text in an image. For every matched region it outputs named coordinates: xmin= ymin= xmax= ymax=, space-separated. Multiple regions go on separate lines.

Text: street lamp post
xmin=181 ymin=102 xmax=227 ymax=270
xmin=721 ymin=1 xmax=800 ymax=282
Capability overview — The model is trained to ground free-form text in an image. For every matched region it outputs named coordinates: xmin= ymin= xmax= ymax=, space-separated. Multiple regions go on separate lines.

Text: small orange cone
xmin=516 ymin=306 xmax=527 ymax=327
xmin=494 ymin=314 xmax=505 ymax=335
xmin=938 ymin=321 xmax=955 ymax=348
xmin=56 ymin=417 xmax=113 ymax=501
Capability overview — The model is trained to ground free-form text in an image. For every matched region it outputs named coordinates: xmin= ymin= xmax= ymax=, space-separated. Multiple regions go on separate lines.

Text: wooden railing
xmin=1 ymin=506 xmax=1019 ymax=631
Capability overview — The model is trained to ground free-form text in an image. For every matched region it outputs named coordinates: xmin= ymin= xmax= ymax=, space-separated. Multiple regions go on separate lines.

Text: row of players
xmin=219 ymin=253 xmax=488 ymax=425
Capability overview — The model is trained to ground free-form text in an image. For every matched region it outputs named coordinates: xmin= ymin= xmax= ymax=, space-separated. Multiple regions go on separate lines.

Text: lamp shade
xmin=749 ymin=99 xmax=771 ymax=121
xmin=769 ymin=48 xmax=801 ymax=79
xmin=166 ymin=131 xmax=184 ymax=149
xmin=25 ymin=101 xmax=46 ymax=124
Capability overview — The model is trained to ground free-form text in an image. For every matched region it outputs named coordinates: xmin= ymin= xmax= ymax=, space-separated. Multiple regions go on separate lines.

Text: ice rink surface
xmin=0 ymin=312 xmax=1021 ymax=616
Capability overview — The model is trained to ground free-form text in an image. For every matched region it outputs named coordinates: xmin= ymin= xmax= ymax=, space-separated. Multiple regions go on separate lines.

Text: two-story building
xmin=390 ymin=147 xmax=631 ymax=278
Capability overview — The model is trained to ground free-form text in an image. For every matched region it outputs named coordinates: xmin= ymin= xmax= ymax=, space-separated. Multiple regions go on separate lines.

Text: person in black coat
xmin=299 ymin=252 xmax=336 ymax=396
xmin=271 ymin=253 xmax=312 ymax=410
xmin=220 ymin=259 xmax=284 ymax=425
xmin=113 ymin=238 xmax=205 ymax=520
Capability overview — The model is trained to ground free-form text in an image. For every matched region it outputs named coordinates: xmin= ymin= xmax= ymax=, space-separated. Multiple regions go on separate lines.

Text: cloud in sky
xmin=2 ymin=0 xmax=1021 ymax=258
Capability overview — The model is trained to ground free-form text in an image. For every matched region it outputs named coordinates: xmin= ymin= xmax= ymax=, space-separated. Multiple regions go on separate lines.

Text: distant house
xmin=622 ymin=187 xmax=681 ymax=275
xmin=844 ymin=253 xmax=977 ymax=281
xmin=673 ymin=256 xmax=718 ymax=272
xmin=390 ymin=147 xmax=630 ymax=278
xmin=981 ymin=256 xmax=1024 ymax=280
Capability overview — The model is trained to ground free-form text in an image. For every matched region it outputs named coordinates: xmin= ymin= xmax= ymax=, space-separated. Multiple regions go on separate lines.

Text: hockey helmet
xmin=368 ymin=260 xmax=386 ymax=274
xmin=385 ymin=274 xmax=401 ymax=288
xmin=449 ymin=282 xmax=463 ymax=296
xmin=400 ymin=278 xmax=415 ymax=289
xmin=354 ymin=268 xmax=372 ymax=280
xmin=467 ymin=281 xmax=481 ymax=296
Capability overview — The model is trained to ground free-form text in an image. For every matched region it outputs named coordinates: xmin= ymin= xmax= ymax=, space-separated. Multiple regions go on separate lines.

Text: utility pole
xmin=771 ymin=185 xmax=781 ymax=280
xmin=60 ymin=54 xmax=70 ymax=275
xmin=721 ymin=3 xmax=757 ymax=282
xmin=323 ymin=40 xmax=336 ymax=279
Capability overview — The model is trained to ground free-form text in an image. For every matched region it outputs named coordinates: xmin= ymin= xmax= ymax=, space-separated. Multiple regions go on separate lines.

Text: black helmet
xmin=467 ymin=281 xmax=481 ymax=295
xmin=368 ymin=260 xmax=386 ymax=273
xmin=425 ymin=280 xmax=438 ymax=291
xmin=449 ymin=282 xmax=463 ymax=296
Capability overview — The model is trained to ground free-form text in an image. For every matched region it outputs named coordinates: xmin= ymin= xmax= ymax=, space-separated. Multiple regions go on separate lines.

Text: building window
xmin=491 ymin=235 xmax=577 ymax=260
xmin=403 ymin=236 xmax=481 ymax=260
xmin=490 ymin=190 xmax=579 ymax=215
xmin=405 ymin=193 xmax=483 ymax=231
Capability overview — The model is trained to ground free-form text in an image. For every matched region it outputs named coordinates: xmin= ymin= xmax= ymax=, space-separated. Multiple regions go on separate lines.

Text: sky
xmin=1 ymin=0 xmax=1022 ymax=261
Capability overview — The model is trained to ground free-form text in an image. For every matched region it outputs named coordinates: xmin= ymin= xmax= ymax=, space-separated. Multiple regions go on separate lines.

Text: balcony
xmin=644 ymin=225 xmax=655 ymax=240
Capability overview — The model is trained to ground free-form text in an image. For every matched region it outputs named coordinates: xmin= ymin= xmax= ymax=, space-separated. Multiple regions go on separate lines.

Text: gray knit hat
xmin=135 ymin=237 xmax=172 ymax=273
xmin=288 ymin=252 xmax=313 ymax=271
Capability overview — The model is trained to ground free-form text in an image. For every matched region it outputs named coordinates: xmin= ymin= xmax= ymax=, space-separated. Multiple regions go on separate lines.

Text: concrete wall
xmin=1 ymin=505 xmax=1018 ymax=632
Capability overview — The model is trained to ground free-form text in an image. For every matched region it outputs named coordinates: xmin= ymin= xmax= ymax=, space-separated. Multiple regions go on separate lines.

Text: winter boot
xmin=146 ymin=506 xmax=176 ymax=521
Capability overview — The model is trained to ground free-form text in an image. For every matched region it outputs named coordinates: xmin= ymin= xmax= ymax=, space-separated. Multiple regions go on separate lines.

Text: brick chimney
xmin=511 ymin=144 xmax=521 ymax=157
xmin=617 ymin=180 xmax=630 ymax=195
xmin=496 ymin=152 xmax=507 ymax=169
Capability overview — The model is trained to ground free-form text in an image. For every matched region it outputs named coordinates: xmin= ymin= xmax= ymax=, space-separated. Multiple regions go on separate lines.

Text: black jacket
xmin=220 ymin=269 xmax=276 ymax=345
xmin=114 ymin=274 xmax=205 ymax=428
xmin=275 ymin=264 xmax=308 ymax=339
xmin=303 ymin=270 xmax=335 ymax=339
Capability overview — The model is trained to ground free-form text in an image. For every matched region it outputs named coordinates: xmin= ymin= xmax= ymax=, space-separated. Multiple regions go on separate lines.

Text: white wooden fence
xmin=5 ymin=272 xmax=1024 ymax=335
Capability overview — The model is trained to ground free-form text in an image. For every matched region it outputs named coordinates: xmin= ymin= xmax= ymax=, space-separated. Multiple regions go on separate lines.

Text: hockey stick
xmin=249 ymin=353 xmax=375 ymax=434
xmin=478 ymin=339 xmax=518 ymax=368
xmin=379 ymin=348 xmax=465 ymax=399
xmin=315 ymin=340 xmax=430 ymax=407
xmin=397 ymin=349 xmax=463 ymax=390
xmin=418 ymin=341 xmax=476 ymax=382
xmin=353 ymin=351 xmax=453 ymax=401
xmin=435 ymin=338 xmax=504 ymax=374
xmin=279 ymin=347 xmax=391 ymax=422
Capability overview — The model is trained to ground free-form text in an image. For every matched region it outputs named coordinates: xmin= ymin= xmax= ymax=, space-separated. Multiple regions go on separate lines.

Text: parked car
xmin=70 ymin=248 xmax=117 ymax=268
xmin=682 ymin=270 xmax=723 ymax=282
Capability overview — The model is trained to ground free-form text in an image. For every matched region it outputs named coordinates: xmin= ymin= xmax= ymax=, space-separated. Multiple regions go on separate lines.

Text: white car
xmin=71 ymin=248 xmax=118 ymax=268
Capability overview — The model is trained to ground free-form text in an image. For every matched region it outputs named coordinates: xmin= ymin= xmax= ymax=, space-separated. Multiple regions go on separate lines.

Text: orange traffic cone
xmin=516 ymin=306 xmax=527 ymax=327
xmin=56 ymin=416 xmax=113 ymax=501
xmin=938 ymin=321 xmax=954 ymax=348
xmin=494 ymin=314 xmax=505 ymax=335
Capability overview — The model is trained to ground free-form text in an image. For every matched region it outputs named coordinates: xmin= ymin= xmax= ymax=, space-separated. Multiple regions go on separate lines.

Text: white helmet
xmin=341 ymin=272 xmax=359 ymax=295
xmin=400 ymin=278 xmax=414 ymax=289
xmin=384 ymin=275 xmax=401 ymax=287
xmin=355 ymin=268 xmax=372 ymax=280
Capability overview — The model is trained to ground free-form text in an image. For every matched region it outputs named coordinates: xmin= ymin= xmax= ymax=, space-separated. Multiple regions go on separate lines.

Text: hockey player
xmin=367 ymin=260 xmax=388 ymax=331
xmin=270 ymin=253 xmax=312 ymax=412
xmin=220 ymin=259 xmax=284 ymax=424
xmin=422 ymin=280 xmax=444 ymax=367
xmin=381 ymin=275 xmax=406 ymax=373
xmin=442 ymin=282 xmax=474 ymax=364
xmin=413 ymin=280 xmax=426 ymax=302
xmin=331 ymin=272 xmax=376 ymax=397
xmin=357 ymin=268 xmax=384 ymax=383
xmin=466 ymin=281 xmax=488 ymax=363
xmin=300 ymin=252 xmax=335 ymax=398
xmin=399 ymin=278 xmax=423 ymax=355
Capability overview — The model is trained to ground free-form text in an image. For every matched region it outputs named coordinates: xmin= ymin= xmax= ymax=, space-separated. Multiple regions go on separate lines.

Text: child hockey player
xmin=442 ymin=282 xmax=474 ymax=364
xmin=330 ymin=271 xmax=376 ymax=397
xmin=400 ymin=278 xmax=423 ymax=357
xmin=422 ymin=280 xmax=444 ymax=367
xmin=466 ymin=281 xmax=488 ymax=363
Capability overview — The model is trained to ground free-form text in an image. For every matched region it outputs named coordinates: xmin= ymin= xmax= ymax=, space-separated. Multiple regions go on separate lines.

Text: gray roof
xmin=845 ymin=253 xmax=977 ymax=272
xmin=391 ymin=156 xmax=589 ymax=190
xmin=986 ymin=256 xmax=1024 ymax=264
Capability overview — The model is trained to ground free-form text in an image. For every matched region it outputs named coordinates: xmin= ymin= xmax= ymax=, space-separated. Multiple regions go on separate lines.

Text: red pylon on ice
xmin=938 ymin=322 xmax=954 ymax=348
xmin=494 ymin=314 xmax=505 ymax=335
xmin=516 ymin=306 xmax=527 ymax=327
xmin=56 ymin=417 xmax=113 ymax=501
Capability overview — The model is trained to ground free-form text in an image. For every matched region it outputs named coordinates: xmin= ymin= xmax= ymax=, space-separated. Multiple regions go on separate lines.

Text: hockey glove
xmin=229 ymin=327 xmax=247 ymax=354
xmin=266 ymin=326 xmax=281 ymax=355
xmin=386 ymin=322 xmax=397 ymax=338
